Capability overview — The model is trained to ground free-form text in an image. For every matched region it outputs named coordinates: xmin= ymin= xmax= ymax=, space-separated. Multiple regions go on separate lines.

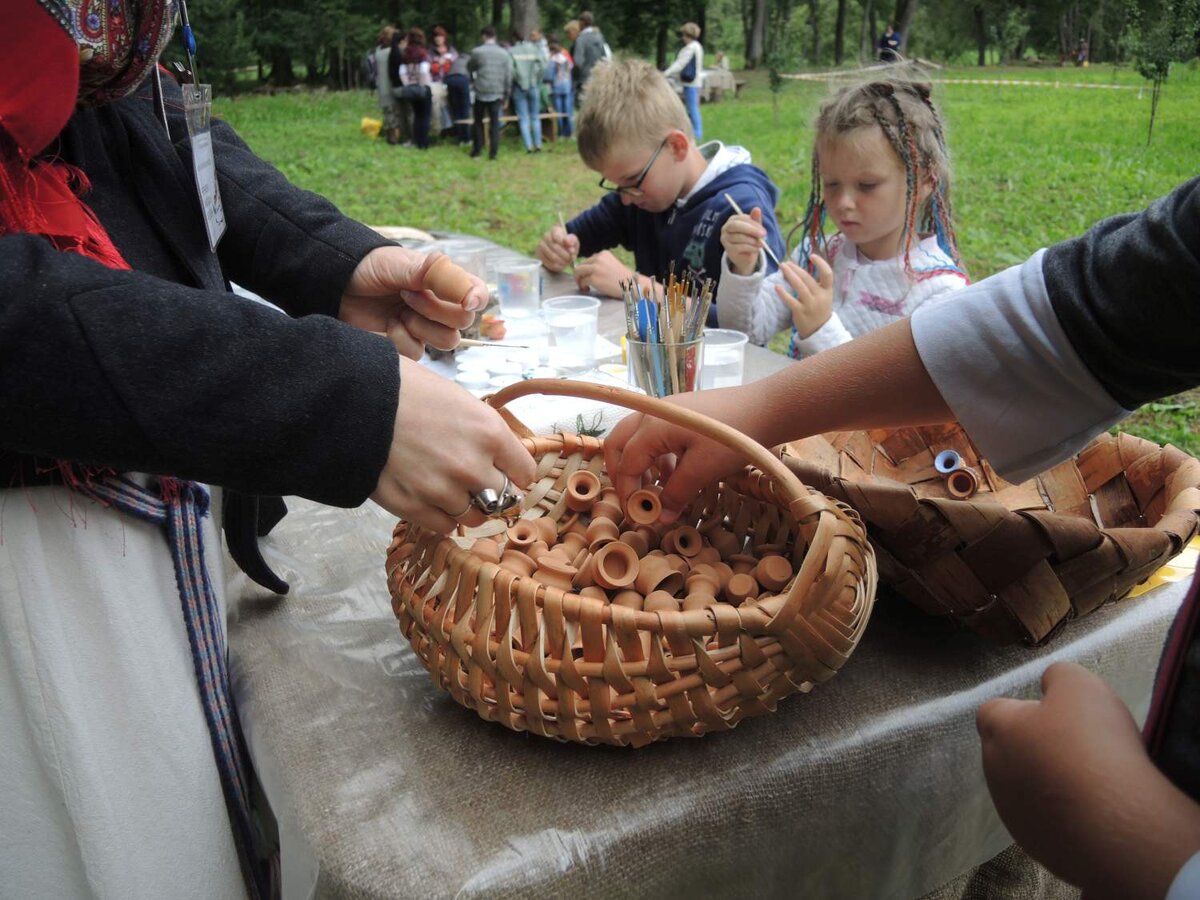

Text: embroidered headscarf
xmin=0 ymin=0 xmax=175 ymax=266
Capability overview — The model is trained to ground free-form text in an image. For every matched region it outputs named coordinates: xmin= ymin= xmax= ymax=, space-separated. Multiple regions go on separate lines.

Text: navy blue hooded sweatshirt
xmin=566 ymin=143 xmax=785 ymax=319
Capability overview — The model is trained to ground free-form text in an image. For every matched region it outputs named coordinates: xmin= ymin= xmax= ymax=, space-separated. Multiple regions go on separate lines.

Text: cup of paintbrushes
xmin=627 ymin=336 xmax=704 ymax=398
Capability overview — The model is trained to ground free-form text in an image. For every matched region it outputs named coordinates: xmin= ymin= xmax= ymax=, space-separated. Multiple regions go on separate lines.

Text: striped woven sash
xmin=89 ymin=475 xmax=277 ymax=900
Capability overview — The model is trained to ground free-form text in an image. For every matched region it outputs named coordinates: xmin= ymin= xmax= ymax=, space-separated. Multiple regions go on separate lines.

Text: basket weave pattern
xmin=387 ymin=383 xmax=877 ymax=747
xmin=782 ymin=425 xmax=1200 ymax=645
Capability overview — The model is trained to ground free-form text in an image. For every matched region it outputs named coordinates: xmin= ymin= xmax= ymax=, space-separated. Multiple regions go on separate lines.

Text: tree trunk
xmin=657 ymin=24 xmax=669 ymax=68
xmin=268 ymin=48 xmax=295 ymax=86
xmin=835 ymin=0 xmax=848 ymax=65
xmin=1147 ymin=75 xmax=1162 ymax=145
xmin=491 ymin=0 xmax=504 ymax=30
xmin=859 ymin=0 xmax=874 ymax=62
xmin=512 ymin=0 xmax=539 ymax=40
xmin=810 ymin=0 xmax=822 ymax=62
xmin=891 ymin=0 xmax=918 ymax=54
xmin=747 ymin=0 xmax=768 ymax=67
xmin=974 ymin=3 xmax=986 ymax=66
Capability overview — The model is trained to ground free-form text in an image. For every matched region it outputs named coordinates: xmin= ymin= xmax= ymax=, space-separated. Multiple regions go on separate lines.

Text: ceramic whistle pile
xmin=387 ymin=420 xmax=877 ymax=747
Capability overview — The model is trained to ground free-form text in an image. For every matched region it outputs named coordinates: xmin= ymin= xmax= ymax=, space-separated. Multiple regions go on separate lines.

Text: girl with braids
xmin=715 ymin=78 xmax=969 ymax=354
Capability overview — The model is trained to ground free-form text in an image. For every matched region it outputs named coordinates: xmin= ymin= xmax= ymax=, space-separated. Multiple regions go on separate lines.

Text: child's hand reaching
xmin=536 ymin=224 xmax=580 ymax=273
xmin=720 ymin=208 xmax=768 ymax=276
xmin=977 ymin=661 xmax=1200 ymax=899
xmin=573 ymin=250 xmax=635 ymax=299
xmin=775 ymin=256 xmax=834 ymax=338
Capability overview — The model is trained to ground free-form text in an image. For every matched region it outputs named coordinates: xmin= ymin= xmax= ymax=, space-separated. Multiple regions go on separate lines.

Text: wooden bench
xmin=453 ymin=112 xmax=567 ymax=147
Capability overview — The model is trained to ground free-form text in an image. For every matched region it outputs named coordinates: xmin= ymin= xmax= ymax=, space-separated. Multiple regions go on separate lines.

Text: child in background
xmin=537 ymin=58 xmax=786 ymax=308
xmin=716 ymin=79 xmax=968 ymax=351
xmin=547 ymin=39 xmax=574 ymax=137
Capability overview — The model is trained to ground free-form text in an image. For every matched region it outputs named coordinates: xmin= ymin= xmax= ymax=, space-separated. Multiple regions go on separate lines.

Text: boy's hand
xmin=721 ymin=208 xmax=767 ymax=276
xmin=536 ymin=224 xmax=580 ymax=273
xmin=977 ymin=661 xmax=1200 ymax=900
xmin=775 ymin=257 xmax=833 ymax=339
xmin=573 ymin=250 xmax=633 ymax=299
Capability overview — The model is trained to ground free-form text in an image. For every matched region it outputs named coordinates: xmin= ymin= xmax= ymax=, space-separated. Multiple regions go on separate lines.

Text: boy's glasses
xmin=598 ymin=137 xmax=669 ymax=198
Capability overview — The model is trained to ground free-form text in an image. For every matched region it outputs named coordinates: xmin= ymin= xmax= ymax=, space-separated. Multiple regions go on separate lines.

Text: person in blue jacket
xmin=536 ymin=58 xmax=785 ymax=315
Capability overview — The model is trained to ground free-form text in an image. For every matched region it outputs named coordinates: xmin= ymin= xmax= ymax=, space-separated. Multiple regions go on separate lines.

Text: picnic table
xmin=227 ymin=238 xmax=1186 ymax=899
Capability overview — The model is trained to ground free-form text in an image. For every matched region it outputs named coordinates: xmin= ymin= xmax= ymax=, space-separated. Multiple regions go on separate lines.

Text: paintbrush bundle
xmin=620 ymin=267 xmax=714 ymax=396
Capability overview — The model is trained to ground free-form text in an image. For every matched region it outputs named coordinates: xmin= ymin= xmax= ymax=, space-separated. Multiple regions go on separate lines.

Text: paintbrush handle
xmin=723 ymin=191 xmax=783 ymax=269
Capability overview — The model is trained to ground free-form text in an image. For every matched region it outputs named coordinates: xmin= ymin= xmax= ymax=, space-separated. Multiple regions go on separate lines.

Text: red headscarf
xmin=0 ymin=0 xmax=174 ymax=268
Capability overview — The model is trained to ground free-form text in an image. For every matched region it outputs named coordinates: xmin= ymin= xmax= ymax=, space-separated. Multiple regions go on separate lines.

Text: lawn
xmin=214 ymin=63 xmax=1200 ymax=452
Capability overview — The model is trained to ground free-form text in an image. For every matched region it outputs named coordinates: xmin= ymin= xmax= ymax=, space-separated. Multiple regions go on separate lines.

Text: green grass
xmin=214 ymin=64 xmax=1200 ymax=453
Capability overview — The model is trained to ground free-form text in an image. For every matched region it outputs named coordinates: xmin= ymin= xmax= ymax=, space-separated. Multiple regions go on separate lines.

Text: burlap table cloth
xmin=228 ymin=497 xmax=1182 ymax=899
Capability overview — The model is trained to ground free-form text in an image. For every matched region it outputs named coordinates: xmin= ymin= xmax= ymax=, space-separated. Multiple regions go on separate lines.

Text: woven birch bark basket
xmin=387 ymin=380 xmax=877 ymax=747
xmin=780 ymin=424 xmax=1200 ymax=645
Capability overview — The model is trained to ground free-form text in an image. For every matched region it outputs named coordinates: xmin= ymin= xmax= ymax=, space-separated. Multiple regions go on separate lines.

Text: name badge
xmin=183 ymin=84 xmax=227 ymax=251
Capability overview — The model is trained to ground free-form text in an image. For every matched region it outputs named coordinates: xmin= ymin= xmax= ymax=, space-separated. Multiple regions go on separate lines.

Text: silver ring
xmin=472 ymin=475 xmax=523 ymax=517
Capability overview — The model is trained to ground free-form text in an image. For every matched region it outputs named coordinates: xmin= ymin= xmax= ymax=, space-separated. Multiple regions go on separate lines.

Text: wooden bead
xmin=533 ymin=554 xmax=578 ymax=591
xmin=619 ymin=529 xmax=650 ymax=557
xmin=585 ymin=516 xmax=620 ymax=550
xmin=422 ymin=254 xmax=473 ymax=304
xmin=559 ymin=532 xmax=588 ymax=559
xmin=532 ymin=516 xmax=558 ymax=544
xmin=644 ymin=590 xmax=681 ymax=613
xmin=726 ymin=572 xmax=760 ymax=605
xmin=625 ymin=487 xmax=662 ymax=525
xmin=592 ymin=541 xmax=640 ymax=590
xmin=471 ymin=538 xmax=501 ymax=564
xmin=499 ymin=550 xmax=536 ymax=578
xmin=754 ymin=555 xmax=794 ymax=592
xmin=565 ymin=469 xmax=602 ymax=511
xmin=729 ymin=553 xmax=758 ymax=575
xmin=635 ymin=556 xmax=684 ymax=597
xmin=612 ymin=589 xmax=645 ymax=610
xmin=578 ymin=586 xmax=608 ymax=601
xmin=667 ymin=525 xmax=703 ymax=557
xmin=506 ymin=520 xmax=540 ymax=552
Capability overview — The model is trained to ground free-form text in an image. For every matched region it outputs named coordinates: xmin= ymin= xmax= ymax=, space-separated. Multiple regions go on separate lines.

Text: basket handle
xmin=486 ymin=379 xmax=810 ymax=508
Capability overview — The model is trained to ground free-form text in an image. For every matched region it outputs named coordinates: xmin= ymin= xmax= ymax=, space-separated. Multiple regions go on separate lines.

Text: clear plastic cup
xmin=429 ymin=239 xmax=487 ymax=281
xmin=496 ymin=260 xmax=542 ymax=318
xmin=627 ymin=337 xmax=704 ymax=397
xmin=699 ymin=328 xmax=749 ymax=389
xmin=542 ymin=295 xmax=600 ymax=370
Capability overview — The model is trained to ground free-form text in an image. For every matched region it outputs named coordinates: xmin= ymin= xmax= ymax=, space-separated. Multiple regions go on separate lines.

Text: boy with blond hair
xmin=537 ymin=58 xmax=785 ymax=309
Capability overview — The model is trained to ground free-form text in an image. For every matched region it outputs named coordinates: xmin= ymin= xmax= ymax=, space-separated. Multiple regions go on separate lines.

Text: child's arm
xmin=713 ymin=222 xmax=794 ymax=346
xmin=536 ymin=224 xmax=580 ymax=272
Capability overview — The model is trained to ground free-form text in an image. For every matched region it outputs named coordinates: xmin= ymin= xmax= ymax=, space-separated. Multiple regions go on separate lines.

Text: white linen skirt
xmin=0 ymin=482 xmax=247 ymax=899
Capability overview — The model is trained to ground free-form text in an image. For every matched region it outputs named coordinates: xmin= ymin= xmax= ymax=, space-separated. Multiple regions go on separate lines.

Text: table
xmin=230 ymin=503 xmax=1182 ymax=899
xmin=700 ymin=67 xmax=738 ymax=102
xmin=228 ymin=241 xmax=1184 ymax=898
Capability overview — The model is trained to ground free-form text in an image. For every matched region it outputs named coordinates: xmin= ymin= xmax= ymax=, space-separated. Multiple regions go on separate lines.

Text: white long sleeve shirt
xmin=715 ymin=232 xmax=968 ymax=351
xmin=663 ymin=41 xmax=704 ymax=85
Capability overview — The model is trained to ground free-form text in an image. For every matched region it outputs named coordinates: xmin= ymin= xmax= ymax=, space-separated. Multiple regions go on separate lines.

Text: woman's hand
xmin=775 ymin=257 xmax=834 ymax=339
xmin=720 ymin=208 xmax=767 ymax=276
xmin=371 ymin=358 xmax=537 ymax=532
xmin=340 ymin=246 xmax=488 ymax=359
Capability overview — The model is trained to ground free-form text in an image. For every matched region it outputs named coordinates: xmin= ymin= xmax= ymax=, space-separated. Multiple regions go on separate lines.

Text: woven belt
xmin=89 ymin=475 xmax=278 ymax=900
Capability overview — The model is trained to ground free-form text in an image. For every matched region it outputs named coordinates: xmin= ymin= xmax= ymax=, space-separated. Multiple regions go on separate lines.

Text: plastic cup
xmin=497 ymin=260 xmax=542 ymax=318
xmin=627 ymin=337 xmax=704 ymax=397
xmin=699 ymin=328 xmax=749 ymax=389
xmin=542 ymin=295 xmax=600 ymax=370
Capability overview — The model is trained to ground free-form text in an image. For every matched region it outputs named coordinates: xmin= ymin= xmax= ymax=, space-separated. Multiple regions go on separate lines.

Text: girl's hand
xmin=371 ymin=358 xmax=538 ymax=533
xmin=775 ymin=257 xmax=834 ymax=338
xmin=536 ymin=224 xmax=581 ymax=272
xmin=720 ymin=208 xmax=767 ymax=276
